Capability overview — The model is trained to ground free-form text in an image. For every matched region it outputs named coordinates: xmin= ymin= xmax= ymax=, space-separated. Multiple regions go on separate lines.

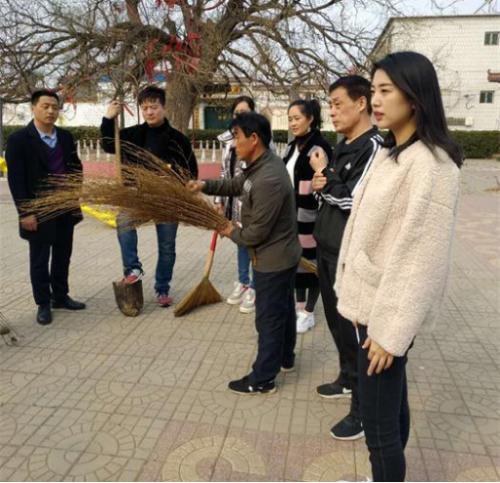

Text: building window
xmin=479 ymin=91 xmax=494 ymax=104
xmin=446 ymin=117 xmax=466 ymax=126
xmin=484 ymin=31 xmax=499 ymax=45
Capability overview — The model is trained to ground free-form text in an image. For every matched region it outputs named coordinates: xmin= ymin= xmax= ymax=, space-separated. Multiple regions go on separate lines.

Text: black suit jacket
xmin=6 ymin=120 xmax=83 ymax=242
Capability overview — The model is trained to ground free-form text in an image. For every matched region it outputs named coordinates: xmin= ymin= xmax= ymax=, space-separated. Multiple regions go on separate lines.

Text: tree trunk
xmin=165 ymin=73 xmax=198 ymax=134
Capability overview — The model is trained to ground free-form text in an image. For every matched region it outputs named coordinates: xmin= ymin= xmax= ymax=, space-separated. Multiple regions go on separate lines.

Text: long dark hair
xmin=288 ymin=99 xmax=322 ymax=130
xmin=231 ymin=95 xmax=255 ymax=114
xmin=372 ymin=51 xmax=463 ymax=168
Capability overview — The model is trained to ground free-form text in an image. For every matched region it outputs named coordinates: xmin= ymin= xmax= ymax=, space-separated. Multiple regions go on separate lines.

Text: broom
xmin=174 ymin=231 xmax=222 ymax=317
xmin=299 ymin=257 xmax=319 ymax=277
xmin=23 ymin=143 xmax=227 ymax=231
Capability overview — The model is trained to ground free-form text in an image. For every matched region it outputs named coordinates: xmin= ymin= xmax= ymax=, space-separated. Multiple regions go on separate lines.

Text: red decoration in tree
xmin=145 ymin=59 xmax=156 ymax=81
xmin=144 ymin=38 xmax=161 ymax=81
xmin=155 ymin=0 xmax=179 ymax=8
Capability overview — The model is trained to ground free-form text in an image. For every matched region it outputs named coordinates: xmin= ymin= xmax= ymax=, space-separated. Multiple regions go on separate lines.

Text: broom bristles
xmin=299 ymin=257 xmax=319 ymax=277
xmin=174 ymin=276 xmax=222 ymax=317
xmin=22 ymin=142 xmax=228 ymax=232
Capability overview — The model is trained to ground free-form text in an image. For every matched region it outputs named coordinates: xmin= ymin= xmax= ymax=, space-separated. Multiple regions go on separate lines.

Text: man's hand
xmin=104 ymin=100 xmax=122 ymax=120
xmin=214 ymin=203 xmax=224 ymax=215
xmin=218 ymin=221 xmax=234 ymax=238
xmin=186 ymin=180 xmax=205 ymax=192
xmin=312 ymin=171 xmax=327 ymax=192
xmin=362 ymin=337 xmax=394 ymax=376
xmin=20 ymin=215 xmax=37 ymax=231
xmin=309 ymin=148 xmax=328 ymax=172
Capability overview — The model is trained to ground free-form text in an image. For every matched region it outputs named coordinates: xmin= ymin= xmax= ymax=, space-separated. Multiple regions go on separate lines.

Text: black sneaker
xmin=228 ymin=376 xmax=276 ymax=395
xmin=317 ymin=381 xmax=352 ymax=399
xmin=330 ymin=414 xmax=364 ymax=441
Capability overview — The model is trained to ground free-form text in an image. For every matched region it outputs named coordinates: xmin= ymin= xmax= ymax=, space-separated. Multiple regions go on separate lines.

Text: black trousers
xmin=358 ymin=325 xmax=410 ymax=482
xmin=28 ymin=220 xmax=75 ymax=305
xmin=249 ymin=265 xmax=297 ymax=384
xmin=317 ymin=247 xmax=359 ymax=415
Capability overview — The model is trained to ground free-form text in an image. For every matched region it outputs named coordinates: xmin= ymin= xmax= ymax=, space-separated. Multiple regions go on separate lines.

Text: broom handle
xmin=114 ymin=116 xmax=123 ymax=183
xmin=203 ymin=231 xmax=218 ymax=277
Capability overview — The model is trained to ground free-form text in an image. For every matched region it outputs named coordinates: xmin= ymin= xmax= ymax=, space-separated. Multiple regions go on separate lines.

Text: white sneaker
xmin=226 ymin=282 xmax=248 ymax=305
xmin=296 ymin=311 xmax=315 ymax=333
xmin=239 ymin=288 xmax=255 ymax=314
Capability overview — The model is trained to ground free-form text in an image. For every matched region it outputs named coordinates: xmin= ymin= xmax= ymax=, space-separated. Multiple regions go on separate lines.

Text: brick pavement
xmin=0 ymin=159 xmax=498 ymax=481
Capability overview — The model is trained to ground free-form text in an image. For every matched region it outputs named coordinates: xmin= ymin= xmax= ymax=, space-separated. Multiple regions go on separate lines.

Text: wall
xmin=373 ymin=16 xmax=500 ymax=131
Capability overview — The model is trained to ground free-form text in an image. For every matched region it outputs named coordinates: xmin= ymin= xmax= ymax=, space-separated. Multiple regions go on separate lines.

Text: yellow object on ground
xmin=0 ymin=156 xmax=116 ymax=228
xmin=0 ymin=157 xmax=7 ymax=174
xmin=81 ymin=205 xmax=117 ymax=228
xmin=0 ymin=159 xmax=116 ymax=228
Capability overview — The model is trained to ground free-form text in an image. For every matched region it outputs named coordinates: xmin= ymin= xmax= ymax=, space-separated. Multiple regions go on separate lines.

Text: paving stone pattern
xmin=0 ymin=159 xmax=499 ymax=481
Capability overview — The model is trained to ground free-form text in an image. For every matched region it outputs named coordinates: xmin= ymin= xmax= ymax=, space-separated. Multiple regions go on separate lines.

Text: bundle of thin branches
xmin=299 ymin=257 xmax=318 ymax=277
xmin=22 ymin=143 xmax=228 ymax=232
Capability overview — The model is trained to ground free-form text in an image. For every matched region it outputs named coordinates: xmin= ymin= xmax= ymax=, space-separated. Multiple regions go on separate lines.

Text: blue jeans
xmin=117 ymin=214 xmax=178 ymax=295
xmin=237 ymin=245 xmax=254 ymax=289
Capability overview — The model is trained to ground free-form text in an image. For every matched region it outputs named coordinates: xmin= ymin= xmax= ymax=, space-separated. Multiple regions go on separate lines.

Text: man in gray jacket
xmin=188 ymin=112 xmax=301 ymax=394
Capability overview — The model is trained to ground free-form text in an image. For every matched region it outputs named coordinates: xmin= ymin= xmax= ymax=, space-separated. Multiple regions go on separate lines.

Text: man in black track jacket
xmin=310 ymin=76 xmax=382 ymax=441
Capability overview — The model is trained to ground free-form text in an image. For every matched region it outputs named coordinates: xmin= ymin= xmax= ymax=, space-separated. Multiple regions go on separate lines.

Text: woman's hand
xmin=362 ymin=337 xmax=394 ymax=376
xmin=309 ymin=148 xmax=328 ymax=172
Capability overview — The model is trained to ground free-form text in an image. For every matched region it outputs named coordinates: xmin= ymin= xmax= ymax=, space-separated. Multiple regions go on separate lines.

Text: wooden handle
xmin=203 ymin=231 xmax=218 ymax=277
xmin=114 ymin=117 xmax=122 ymax=183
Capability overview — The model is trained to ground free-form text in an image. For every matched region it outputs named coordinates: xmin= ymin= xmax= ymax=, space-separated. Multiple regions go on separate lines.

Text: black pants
xmin=28 ymin=220 xmax=74 ymax=306
xmin=358 ymin=325 xmax=410 ymax=482
xmin=296 ymin=286 xmax=321 ymax=313
xmin=249 ymin=265 xmax=297 ymax=384
xmin=317 ymin=247 xmax=359 ymax=415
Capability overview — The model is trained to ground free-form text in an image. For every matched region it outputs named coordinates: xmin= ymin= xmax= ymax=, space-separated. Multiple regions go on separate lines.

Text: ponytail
xmin=288 ymin=99 xmax=322 ymax=130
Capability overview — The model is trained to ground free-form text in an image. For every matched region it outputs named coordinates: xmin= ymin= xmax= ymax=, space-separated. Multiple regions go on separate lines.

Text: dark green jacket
xmin=203 ymin=149 xmax=301 ymax=273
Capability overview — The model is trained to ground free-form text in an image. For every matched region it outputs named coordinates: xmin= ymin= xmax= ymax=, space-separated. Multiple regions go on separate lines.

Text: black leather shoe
xmin=37 ymin=304 xmax=52 ymax=325
xmin=52 ymin=296 xmax=86 ymax=310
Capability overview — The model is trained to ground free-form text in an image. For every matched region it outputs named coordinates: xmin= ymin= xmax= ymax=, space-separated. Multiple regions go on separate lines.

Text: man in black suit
xmin=6 ymin=90 xmax=86 ymax=325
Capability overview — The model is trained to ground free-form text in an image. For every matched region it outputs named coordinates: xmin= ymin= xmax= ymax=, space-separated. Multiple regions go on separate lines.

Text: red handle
xmin=209 ymin=231 xmax=218 ymax=251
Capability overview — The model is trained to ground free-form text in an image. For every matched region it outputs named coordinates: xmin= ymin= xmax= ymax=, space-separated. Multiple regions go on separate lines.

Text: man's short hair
xmin=230 ymin=112 xmax=272 ymax=148
xmin=328 ymin=75 xmax=372 ymax=114
xmin=31 ymin=89 xmax=60 ymax=105
xmin=138 ymin=86 xmax=166 ymax=106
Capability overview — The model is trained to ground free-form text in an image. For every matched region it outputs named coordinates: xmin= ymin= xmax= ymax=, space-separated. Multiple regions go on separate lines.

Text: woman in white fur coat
xmin=333 ymin=52 xmax=462 ymax=481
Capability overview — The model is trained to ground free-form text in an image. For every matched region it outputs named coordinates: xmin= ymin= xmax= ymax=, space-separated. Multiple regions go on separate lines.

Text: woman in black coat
xmin=283 ymin=99 xmax=333 ymax=333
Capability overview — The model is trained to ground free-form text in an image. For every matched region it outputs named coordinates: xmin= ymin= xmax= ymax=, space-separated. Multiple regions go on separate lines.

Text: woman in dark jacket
xmin=215 ymin=96 xmax=257 ymax=314
xmin=283 ymin=99 xmax=333 ymax=333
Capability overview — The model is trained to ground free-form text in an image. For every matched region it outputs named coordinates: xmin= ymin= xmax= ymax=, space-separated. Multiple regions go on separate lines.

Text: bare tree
xmin=0 ymin=0 xmax=492 ymax=131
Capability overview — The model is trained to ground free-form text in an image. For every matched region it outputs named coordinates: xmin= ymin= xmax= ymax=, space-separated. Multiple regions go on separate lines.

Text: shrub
xmin=3 ymin=126 xmax=497 ymax=158
xmin=450 ymin=131 xmax=500 ymax=159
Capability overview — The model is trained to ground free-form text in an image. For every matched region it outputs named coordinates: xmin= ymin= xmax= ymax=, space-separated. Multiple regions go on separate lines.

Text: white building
xmin=2 ymin=77 xmax=334 ymax=132
xmin=370 ymin=14 xmax=500 ymax=131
